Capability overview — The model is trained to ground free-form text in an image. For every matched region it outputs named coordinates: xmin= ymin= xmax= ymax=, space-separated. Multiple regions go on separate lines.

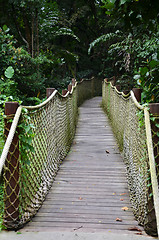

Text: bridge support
xmin=4 ymin=102 xmax=20 ymax=228
xmin=123 ymin=90 xmax=130 ymax=95
xmin=68 ymin=85 xmax=72 ymax=92
xmin=72 ymin=78 xmax=76 ymax=86
xmin=62 ymin=90 xmax=68 ymax=96
xmin=133 ymin=88 xmax=142 ymax=102
xmin=115 ymin=85 xmax=121 ymax=91
xmin=46 ymin=88 xmax=55 ymax=98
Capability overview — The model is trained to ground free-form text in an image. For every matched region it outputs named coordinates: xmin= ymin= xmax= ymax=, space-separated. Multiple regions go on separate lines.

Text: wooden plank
xmin=45 ymin=193 xmax=130 ymax=199
xmin=33 ymin=212 xmax=135 ymax=220
xmin=53 ymin=177 xmax=127 ymax=181
xmin=22 ymin=227 xmax=141 ymax=234
xmin=43 ymin=200 xmax=131 ymax=206
xmin=45 ymin=194 xmax=131 ymax=201
xmin=32 ymin=217 xmax=137 ymax=225
xmin=23 ymin=222 xmax=139 ymax=230
xmin=35 ymin=209 xmax=134 ymax=217
xmin=45 ymin=195 xmax=131 ymax=200
xmin=40 ymin=205 xmax=133 ymax=211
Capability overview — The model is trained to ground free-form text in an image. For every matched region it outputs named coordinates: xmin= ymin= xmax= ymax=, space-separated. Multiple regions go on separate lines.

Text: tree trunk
xmin=32 ymin=13 xmax=34 ymax=58
xmin=23 ymin=11 xmax=32 ymax=54
xmin=11 ymin=4 xmax=30 ymax=53
xmin=36 ymin=8 xmax=39 ymax=56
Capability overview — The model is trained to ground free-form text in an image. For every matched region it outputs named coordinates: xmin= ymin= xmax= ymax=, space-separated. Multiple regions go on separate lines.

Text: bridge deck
xmin=22 ymin=97 xmax=144 ymax=235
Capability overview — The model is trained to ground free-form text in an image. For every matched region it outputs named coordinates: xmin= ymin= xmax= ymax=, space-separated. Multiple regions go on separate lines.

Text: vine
xmin=18 ymin=108 xmax=35 ymax=166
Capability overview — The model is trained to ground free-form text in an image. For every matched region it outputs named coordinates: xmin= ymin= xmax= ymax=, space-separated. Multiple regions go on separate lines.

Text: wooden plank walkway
xmin=22 ymin=97 xmax=145 ymax=235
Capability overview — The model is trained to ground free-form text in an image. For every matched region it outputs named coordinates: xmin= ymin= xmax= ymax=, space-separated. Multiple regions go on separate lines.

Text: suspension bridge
xmin=0 ymin=78 xmax=159 ymax=239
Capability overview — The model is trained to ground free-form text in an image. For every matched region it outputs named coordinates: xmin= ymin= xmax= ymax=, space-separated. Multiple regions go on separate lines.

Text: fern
xmin=54 ymin=28 xmax=80 ymax=42
xmin=60 ymin=49 xmax=79 ymax=62
xmin=88 ymin=30 xmax=121 ymax=54
xmin=108 ymin=41 xmax=124 ymax=54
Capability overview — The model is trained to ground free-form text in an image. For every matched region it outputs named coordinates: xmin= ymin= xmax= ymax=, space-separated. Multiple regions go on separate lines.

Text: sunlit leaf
xmin=134 ymin=74 xmax=140 ymax=80
xmin=4 ymin=66 xmax=14 ymax=79
xmin=2 ymin=25 xmax=9 ymax=32
xmin=120 ymin=0 xmax=127 ymax=5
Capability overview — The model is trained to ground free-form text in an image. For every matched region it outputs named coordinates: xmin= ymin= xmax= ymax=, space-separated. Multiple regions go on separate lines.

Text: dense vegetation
xmin=90 ymin=0 xmax=159 ymax=103
xmin=1 ymin=0 xmax=158 ymax=104
xmin=0 ymin=0 xmax=108 ymax=104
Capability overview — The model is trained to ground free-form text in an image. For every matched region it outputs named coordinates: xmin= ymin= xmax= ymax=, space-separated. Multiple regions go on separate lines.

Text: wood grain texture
xmin=22 ymin=97 xmax=145 ymax=235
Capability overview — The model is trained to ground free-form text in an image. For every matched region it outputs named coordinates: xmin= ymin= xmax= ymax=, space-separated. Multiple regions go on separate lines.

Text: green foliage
xmin=0 ymin=25 xmax=60 ymax=101
xmin=101 ymin=0 xmax=159 ymax=30
xmin=86 ymin=1 xmax=158 ymax=101
xmin=89 ymin=5 xmax=159 ymax=101
xmin=136 ymin=109 xmax=145 ymax=129
xmin=133 ymin=33 xmax=159 ymax=103
xmin=0 ymin=0 xmax=110 ymax=94
xmin=0 ymin=26 xmax=18 ymax=97
xmin=19 ymin=109 xmax=35 ymax=166
xmin=4 ymin=66 xmax=14 ymax=79
xmin=0 ymin=109 xmax=5 ymax=157
xmin=0 ymin=95 xmax=22 ymax=157
xmin=88 ymin=31 xmax=120 ymax=54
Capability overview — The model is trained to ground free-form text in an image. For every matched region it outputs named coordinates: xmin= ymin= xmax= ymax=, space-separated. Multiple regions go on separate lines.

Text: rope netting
xmin=102 ymin=80 xmax=159 ymax=236
xmin=0 ymin=78 xmax=102 ymax=230
xmin=77 ymin=77 xmax=102 ymax=106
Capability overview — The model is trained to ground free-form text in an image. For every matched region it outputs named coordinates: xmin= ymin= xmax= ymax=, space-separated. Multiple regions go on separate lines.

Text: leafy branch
xmin=88 ymin=30 xmax=121 ymax=54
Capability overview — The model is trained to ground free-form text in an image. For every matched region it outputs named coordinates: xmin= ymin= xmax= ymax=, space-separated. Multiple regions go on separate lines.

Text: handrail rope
xmin=78 ymin=78 xmax=94 ymax=84
xmin=130 ymin=91 xmax=144 ymax=110
xmin=22 ymin=90 xmax=58 ymax=110
xmin=0 ymin=82 xmax=77 ymax=175
xmin=0 ymin=106 xmax=22 ymax=175
xmin=107 ymin=80 xmax=130 ymax=98
xmin=108 ymin=80 xmax=143 ymax=107
xmin=144 ymin=108 xmax=159 ymax=237
xmin=22 ymin=82 xmax=77 ymax=110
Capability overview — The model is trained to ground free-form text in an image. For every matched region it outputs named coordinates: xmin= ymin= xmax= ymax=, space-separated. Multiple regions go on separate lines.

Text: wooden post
xmin=72 ymin=78 xmax=76 ymax=86
xmin=132 ymin=88 xmax=142 ymax=102
xmin=62 ymin=90 xmax=68 ymax=96
xmin=112 ymin=76 xmax=116 ymax=86
xmin=149 ymin=103 xmax=159 ymax=165
xmin=4 ymin=102 xmax=19 ymax=228
xmin=68 ymin=85 xmax=72 ymax=92
xmin=115 ymin=85 xmax=121 ymax=91
xmin=91 ymin=77 xmax=95 ymax=98
xmin=46 ymin=88 xmax=55 ymax=98
xmin=123 ymin=90 xmax=130 ymax=95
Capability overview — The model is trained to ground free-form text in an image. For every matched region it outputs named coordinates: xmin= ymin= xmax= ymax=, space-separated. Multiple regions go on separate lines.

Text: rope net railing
xmin=102 ymin=79 xmax=159 ymax=236
xmin=0 ymin=78 xmax=102 ymax=230
xmin=77 ymin=77 xmax=102 ymax=106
